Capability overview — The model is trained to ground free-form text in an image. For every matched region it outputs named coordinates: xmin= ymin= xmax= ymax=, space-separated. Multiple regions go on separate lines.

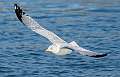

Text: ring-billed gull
xmin=14 ymin=4 xmax=107 ymax=58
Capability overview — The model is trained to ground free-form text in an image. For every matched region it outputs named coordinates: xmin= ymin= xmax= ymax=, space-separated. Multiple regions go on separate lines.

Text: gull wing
xmin=67 ymin=41 xmax=107 ymax=58
xmin=14 ymin=4 xmax=66 ymax=44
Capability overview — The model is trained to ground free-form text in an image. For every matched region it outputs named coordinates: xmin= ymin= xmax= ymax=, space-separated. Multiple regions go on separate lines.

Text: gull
xmin=14 ymin=4 xmax=107 ymax=58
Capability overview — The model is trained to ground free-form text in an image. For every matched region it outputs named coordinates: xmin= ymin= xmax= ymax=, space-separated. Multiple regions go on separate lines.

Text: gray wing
xmin=67 ymin=41 xmax=107 ymax=58
xmin=14 ymin=4 xmax=66 ymax=44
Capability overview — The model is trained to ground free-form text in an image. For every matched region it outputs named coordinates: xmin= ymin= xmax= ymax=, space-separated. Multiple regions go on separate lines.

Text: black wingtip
xmin=14 ymin=4 xmax=24 ymax=22
xmin=90 ymin=53 xmax=107 ymax=58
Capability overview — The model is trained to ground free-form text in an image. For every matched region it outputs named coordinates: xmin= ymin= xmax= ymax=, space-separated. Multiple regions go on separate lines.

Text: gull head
xmin=46 ymin=44 xmax=60 ymax=53
xmin=46 ymin=43 xmax=72 ymax=55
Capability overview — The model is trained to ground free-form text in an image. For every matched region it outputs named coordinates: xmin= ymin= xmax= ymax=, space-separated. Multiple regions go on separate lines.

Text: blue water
xmin=0 ymin=0 xmax=120 ymax=77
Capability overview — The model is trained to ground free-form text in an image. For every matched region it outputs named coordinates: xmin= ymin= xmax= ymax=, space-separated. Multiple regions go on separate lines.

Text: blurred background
xmin=0 ymin=0 xmax=120 ymax=77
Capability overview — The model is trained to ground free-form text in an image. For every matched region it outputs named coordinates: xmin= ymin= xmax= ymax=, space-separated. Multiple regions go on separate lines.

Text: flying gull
xmin=14 ymin=4 xmax=107 ymax=58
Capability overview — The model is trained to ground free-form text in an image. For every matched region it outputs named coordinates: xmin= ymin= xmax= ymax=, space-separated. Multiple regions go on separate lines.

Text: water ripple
xmin=0 ymin=0 xmax=120 ymax=77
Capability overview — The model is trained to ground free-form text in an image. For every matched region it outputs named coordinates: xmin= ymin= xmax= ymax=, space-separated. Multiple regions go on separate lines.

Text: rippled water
xmin=0 ymin=0 xmax=120 ymax=77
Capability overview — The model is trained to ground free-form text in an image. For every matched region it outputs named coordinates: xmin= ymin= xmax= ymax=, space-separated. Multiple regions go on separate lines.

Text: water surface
xmin=0 ymin=0 xmax=120 ymax=77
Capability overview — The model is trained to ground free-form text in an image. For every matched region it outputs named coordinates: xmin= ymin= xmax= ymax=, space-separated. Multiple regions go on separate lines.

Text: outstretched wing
xmin=67 ymin=41 xmax=107 ymax=58
xmin=14 ymin=4 xmax=66 ymax=44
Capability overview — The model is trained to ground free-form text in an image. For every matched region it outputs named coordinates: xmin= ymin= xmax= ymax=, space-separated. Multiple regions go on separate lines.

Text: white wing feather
xmin=14 ymin=4 xmax=66 ymax=44
xmin=67 ymin=41 xmax=107 ymax=58
xmin=22 ymin=15 xmax=66 ymax=44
